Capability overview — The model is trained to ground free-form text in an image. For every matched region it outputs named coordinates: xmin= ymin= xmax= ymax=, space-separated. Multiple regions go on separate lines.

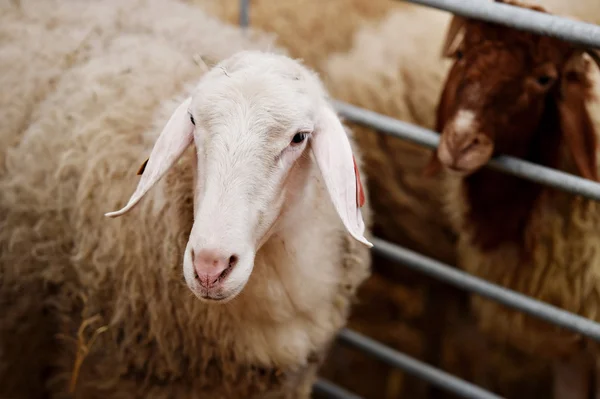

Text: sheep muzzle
xmin=437 ymin=110 xmax=494 ymax=174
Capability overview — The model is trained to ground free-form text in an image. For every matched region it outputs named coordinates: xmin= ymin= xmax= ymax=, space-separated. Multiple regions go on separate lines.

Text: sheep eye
xmin=455 ymin=50 xmax=463 ymax=60
xmin=291 ymin=132 xmax=307 ymax=145
xmin=536 ymin=75 xmax=553 ymax=86
xmin=190 ymin=114 xmax=196 ymax=125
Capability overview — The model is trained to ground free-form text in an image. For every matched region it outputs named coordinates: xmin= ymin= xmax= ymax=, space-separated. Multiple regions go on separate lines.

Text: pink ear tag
xmin=352 ymin=155 xmax=365 ymax=208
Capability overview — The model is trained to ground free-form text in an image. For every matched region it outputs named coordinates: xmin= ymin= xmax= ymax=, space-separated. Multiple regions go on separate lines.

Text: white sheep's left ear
xmin=105 ymin=96 xmax=195 ymax=218
xmin=311 ymin=105 xmax=373 ymax=248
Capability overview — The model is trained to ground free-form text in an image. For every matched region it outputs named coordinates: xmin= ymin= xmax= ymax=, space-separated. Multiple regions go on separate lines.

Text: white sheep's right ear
xmin=311 ymin=105 xmax=373 ymax=248
xmin=105 ymin=96 xmax=195 ymax=218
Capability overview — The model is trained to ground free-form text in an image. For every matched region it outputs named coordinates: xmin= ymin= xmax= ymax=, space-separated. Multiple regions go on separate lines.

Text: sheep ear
xmin=442 ymin=14 xmax=467 ymax=58
xmin=557 ymin=53 xmax=599 ymax=182
xmin=584 ymin=49 xmax=600 ymax=72
xmin=311 ymin=105 xmax=373 ymax=248
xmin=105 ymin=97 xmax=195 ymax=217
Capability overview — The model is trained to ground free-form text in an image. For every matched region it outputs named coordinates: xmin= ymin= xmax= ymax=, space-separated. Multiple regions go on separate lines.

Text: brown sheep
xmin=426 ymin=0 xmax=600 ymax=398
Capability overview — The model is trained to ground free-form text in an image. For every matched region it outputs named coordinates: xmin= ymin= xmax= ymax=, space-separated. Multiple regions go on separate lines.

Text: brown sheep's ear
xmin=557 ymin=52 xmax=599 ymax=182
xmin=584 ymin=49 xmax=600 ymax=72
xmin=441 ymin=15 xmax=467 ymax=58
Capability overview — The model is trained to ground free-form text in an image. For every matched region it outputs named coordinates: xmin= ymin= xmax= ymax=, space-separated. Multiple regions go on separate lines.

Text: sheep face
xmin=105 ymin=51 xmax=371 ymax=303
xmin=430 ymin=0 xmax=600 ymax=181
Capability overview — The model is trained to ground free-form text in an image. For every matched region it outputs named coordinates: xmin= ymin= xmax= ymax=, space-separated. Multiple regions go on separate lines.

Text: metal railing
xmin=239 ymin=0 xmax=600 ymax=398
xmin=313 ymin=379 xmax=365 ymax=399
xmin=408 ymin=0 xmax=600 ymax=49
xmin=239 ymin=0 xmax=249 ymax=28
xmin=371 ymin=238 xmax=600 ymax=341
xmin=334 ymin=101 xmax=600 ymax=201
xmin=336 ymin=329 xmax=503 ymax=399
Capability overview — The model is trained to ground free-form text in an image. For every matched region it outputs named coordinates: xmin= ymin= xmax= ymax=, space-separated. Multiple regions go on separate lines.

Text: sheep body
xmin=438 ymin=1 xmax=600 ymax=359
xmin=321 ymin=2 xmax=600 ymax=396
xmin=431 ymin=1 xmax=600 ymax=396
xmin=0 ymin=1 xmax=372 ymax=398
xmin=321 ymin=6 xmax=548 ymax=398
xmin=444 ymin=170 xmax=600 ymax=358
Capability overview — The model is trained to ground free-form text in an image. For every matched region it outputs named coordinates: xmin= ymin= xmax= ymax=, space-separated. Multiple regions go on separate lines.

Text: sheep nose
xmin=448 ymin=133 xmax=482 ymax=157
xmin=191 ymin=249 xmax=239 ymax=289
xmin=438 ymin=130 xmax=492 ymax=171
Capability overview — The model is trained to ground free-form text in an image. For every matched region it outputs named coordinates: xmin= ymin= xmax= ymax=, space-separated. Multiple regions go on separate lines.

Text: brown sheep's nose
xmin=437 ymin=131 xmax=493 ymax=173
xmin=451 ymin=133 xmax=483 ymax=155
xmin=191 ymin=249 xmax=239 ymax=289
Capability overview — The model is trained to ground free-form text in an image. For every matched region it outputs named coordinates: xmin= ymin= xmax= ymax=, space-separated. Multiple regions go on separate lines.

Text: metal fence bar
xmin=372 ymin=237 xmax=600 ymax=342
xmin=403 ymin=0 xmax=600 ymax=49
xmin=239 ymin=0 xmax=250 ymax=28
xmin=313 ymin=379 xmax=365 ymax=399
xmin=333 ymin=100 xmax=600 ymax=202
xmin=338 ymin=329 xmax=504 ymax=399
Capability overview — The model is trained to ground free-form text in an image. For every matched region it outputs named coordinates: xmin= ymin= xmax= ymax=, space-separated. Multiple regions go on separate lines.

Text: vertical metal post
xmin=239 ymin=0 xmax=250 ymax=28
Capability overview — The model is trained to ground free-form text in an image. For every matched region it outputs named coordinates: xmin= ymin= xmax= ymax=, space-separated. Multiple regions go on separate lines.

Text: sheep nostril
xmin=461 ymin=136 xmax=481 ymax=154
xmin=191 ymin=250 xmax=199 ymax=279
xmin=216 ymin=255 xmax=239 ymax=281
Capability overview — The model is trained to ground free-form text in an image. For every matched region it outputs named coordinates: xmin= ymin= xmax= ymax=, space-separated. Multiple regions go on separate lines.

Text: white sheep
xmin=0 ymin=1 xmax=373 ymax=398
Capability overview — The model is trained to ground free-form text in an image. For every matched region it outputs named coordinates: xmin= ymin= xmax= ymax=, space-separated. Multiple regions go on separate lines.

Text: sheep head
xmin=427 ymin=0 xmax=600 ymax=181
xmin=105 ymin=51 xmax=371 ymax=303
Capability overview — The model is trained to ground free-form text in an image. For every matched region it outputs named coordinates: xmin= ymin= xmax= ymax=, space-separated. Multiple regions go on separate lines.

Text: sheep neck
xmin=460 ymin=94 xmax=563 ymax=254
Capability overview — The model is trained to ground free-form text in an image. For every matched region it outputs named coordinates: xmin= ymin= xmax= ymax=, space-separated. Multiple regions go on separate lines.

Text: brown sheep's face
xmin=424 ymin=0 xmax=600 ymax=182
xmin=434 ymin=17 xmax=580 ymax=175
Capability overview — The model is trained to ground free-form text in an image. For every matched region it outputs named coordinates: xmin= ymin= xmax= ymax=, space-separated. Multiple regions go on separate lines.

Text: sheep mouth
xmin=200 ymin=294 xmax=228 ymax=302
xmin=194 ymin=291 xmax=234 ymax=304
xmin=197 ymin=291 xmax=242 ymax=304
xmin=190 ymin=281 xmax=246 ymax=304
xmin=440 ymin=155 xmax=489 ymax=176
xmin=444 ymin=164 xmax=472 ymax=174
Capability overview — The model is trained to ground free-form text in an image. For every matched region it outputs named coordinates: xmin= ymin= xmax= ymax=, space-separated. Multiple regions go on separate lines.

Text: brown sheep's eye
xmin=536 ymin=75 xmax=553 ymax=86
xmin=455 ymin=50 xmax=463 ymax=60
xmin=291 ymin=132 xmax=307 ymax=145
